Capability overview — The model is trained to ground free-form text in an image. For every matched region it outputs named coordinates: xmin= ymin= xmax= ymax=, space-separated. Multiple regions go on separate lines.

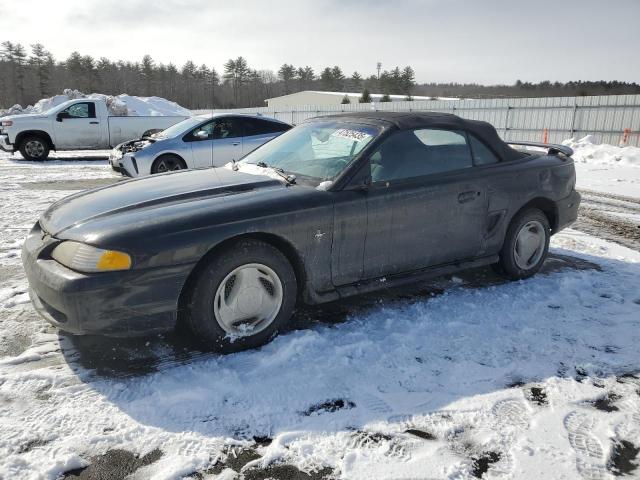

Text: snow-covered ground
xmin=0 ymin=142 xmax=639 ymax=480
xmin=565 ymin=136 xmax=640 ymax=198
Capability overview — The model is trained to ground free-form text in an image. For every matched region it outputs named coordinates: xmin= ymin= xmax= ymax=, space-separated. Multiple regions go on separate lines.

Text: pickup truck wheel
xmin=185 ymin=239 xmax=297 ymax=353
xmin=19 ymin=136 xmax=50 ymax=160
xmin=151 ymin=154 xmax=186 ymax=174
xmin=496 ymin=209 xmax=550 ymax=280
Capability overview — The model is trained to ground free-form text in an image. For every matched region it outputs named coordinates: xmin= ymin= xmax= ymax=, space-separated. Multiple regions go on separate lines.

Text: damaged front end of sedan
xmin=109 ymin=137 xmax=156 ymax=174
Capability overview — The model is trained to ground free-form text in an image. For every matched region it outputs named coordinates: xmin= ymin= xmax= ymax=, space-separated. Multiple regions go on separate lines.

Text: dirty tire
xmin=151 ymin=154 xmax=186 ymax=174
xmin=19 ymin=135 xmax=50 ymax=160
xmin=184 ymin=239 xmax=297 ymax=353
xmin=497 ymin=208 xmax=550 ymax=280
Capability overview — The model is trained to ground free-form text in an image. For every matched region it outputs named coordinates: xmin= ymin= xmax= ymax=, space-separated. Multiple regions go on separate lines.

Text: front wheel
xmin=496 ymin=208 xmax=550 ymax=280
xmin=184 ymin=239 xmax=297 ymax=353
xmin=151 ymin=154 xmax=186 ymax=174
xmin=19 ymin=136 xmax=50 ymax=160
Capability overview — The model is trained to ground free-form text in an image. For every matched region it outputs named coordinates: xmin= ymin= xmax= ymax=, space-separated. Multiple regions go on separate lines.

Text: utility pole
xmin=376 ymin=62 xmax=382 ymax=80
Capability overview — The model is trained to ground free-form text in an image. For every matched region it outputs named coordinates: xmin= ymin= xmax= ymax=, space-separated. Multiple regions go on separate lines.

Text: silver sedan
xmin=110 ymin=113 xmax=291 ymax=177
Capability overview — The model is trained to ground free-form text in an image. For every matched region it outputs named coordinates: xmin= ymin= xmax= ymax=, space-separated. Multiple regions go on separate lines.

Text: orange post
xmin=542 ymin=128 xmax=549 ymax=144
xmin=621 ymin=128 xmax=631 ymax=145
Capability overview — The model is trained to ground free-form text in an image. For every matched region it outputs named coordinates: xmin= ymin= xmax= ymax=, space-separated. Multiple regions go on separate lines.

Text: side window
xmin=243 ymin=118 xmax=290 ymax=137
xmin=211 ymin=118 xmax=241 ymax=139
xmin=191 ymin=118 xmax=241 ymax=140
xmin=370 ymin=128 xmax=473 ymax=183
xmin=469 ymin=135 xmax=500 ymax=165
xmin=61 ymin=102 xmax=94 ymax=119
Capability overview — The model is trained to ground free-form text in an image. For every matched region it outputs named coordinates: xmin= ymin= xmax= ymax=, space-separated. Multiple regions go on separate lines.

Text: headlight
xmin=51 ymin=241 xmax=131 ymax=272
xmin=1 ymin=120 xmax=13 ymax=127
xmin=111 ymin=148 xmax=123 ymax=160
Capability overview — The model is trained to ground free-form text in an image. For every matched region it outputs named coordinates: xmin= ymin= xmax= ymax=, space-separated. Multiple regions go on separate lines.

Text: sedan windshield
xmin=240 ymin=121 xmax=381 ymax=181
xmin=154 ymin=116 xmax=205 ymax=139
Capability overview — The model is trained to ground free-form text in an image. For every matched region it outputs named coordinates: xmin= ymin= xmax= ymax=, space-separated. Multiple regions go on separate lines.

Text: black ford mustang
xmin=23 ymin=112 xmax=580 ymax=352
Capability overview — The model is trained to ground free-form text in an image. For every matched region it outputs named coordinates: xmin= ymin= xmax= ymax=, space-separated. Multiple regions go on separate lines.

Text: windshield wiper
xmin=256 ymin=162 xmax=296 ymax=184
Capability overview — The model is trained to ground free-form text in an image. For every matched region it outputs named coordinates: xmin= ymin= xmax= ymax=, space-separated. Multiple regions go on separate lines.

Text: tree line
xmin=1 ymin=40 xmax=639 ymax=110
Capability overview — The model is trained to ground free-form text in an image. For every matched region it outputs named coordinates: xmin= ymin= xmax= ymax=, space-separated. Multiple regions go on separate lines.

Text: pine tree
xmin=380 ymin=94 xmax=391 ymax=102
xmin=29 ymin=43 xmax=53 ymax=98
xmin=13 ymin=43 xmax=27 ymax=104
xmin=141 ymin=55 xmax=155 ymax=96
xmin=320 ymin=67 xmax=333 ymax=90
xmin=341 ymin=95 xmax=350 ymax=104
xmin=359 ymin=89 xmax=371 ymax=103
xmin=350 ymin=71 xmax=362 ymax=91
xmin=224 ymin=56 xmax=249 ymax=106
xmin=277 ymin=63 xmax=296 ymax=94
xmin=401 ymin=66 xmax=415 ymax=95
xmin=330 ymin=66 xmax=345 ymax=90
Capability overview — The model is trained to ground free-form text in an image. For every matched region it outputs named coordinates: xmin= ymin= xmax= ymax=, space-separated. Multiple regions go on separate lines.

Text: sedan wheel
xmin=496 ymin=208 xmax=550 ymax=280
xmin=513 ymin=220 xmax=546 ymax=270
xmin=213 ymin=263 xmax=283 ymax=337
xmin=151 ymin=155 xmax=185 ymax=174
xmin=184 ymin=239 xmax=297 ymax=353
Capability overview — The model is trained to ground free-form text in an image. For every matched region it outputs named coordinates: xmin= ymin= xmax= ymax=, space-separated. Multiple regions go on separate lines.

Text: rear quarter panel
xmin=481 ymin=153 xmax=576 ymax=254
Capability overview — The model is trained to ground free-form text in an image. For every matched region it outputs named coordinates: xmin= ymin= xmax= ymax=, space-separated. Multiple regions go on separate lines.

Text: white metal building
xmin=265 ymin=90 xmax=438 ymax=107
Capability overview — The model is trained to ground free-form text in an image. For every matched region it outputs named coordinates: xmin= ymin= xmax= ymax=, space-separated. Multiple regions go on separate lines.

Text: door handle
xmin=90 ymin=121 xmax=99 ymax=125
xmin=458 ymin=191 xmax=480 ymax=203
xmin=232 ymin=142 xmax=240 ymax=146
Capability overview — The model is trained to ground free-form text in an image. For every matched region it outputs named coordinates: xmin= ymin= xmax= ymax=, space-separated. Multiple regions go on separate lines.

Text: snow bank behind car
xmin=563 ymin=135 xmax=640 ymax=167
xmin=0 ymin=89 xmax=192 ymax=117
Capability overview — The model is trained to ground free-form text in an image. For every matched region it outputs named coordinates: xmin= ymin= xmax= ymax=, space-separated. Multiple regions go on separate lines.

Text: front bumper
xmin=555 ymin=190 xmax=581 ymax=232
xmin=110 ymin=152 xmax=140 ymax=177
xmin=22 ymin=223 xmax=195 ymax=336
xmin=0 ymin=134 xmax=13 ymax=152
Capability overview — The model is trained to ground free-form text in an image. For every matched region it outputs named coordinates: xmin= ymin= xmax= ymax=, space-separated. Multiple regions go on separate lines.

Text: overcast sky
xmin=0 ymin=0 xmax=637 ymax=85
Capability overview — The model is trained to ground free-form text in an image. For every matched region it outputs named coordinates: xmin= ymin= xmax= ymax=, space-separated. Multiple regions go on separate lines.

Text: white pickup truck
xmin=0 ymin=98 xmax=190 ymax=160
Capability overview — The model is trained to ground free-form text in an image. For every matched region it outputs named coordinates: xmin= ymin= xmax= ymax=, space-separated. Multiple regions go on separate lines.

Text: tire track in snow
xmin=576 ymin=189 xmax=640 ymax=251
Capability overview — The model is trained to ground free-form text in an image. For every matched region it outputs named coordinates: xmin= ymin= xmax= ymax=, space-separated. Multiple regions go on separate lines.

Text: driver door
xmin=53 ymin=102 xmax=103 ymax=149
xmin=189 ymin=117 xmax=242 ymax=168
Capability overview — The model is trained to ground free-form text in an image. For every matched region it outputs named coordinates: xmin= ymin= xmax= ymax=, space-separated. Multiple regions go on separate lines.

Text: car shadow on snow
xmin=61 ymin=253 xmax=601 ymax=379
xmin=56 ymin=251 xmax=640 ymax=477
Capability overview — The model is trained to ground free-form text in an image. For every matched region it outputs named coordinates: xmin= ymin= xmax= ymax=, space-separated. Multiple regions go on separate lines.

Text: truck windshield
xmin=240 ymin=121 xmax=381 ymax=181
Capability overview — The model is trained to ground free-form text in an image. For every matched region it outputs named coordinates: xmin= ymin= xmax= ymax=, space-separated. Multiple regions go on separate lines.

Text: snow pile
xmin=563 ymin=135 xmax=640 ymax=167
xmin=0 ymin=89 xmax=191 ymax=117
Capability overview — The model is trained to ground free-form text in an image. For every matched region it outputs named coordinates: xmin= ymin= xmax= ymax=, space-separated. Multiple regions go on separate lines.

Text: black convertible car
xmin=23 ymin=112 xmax=580 ymax=352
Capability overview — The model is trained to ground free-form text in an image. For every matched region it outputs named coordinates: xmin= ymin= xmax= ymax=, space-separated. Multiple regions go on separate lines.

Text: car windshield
xmin=239 ymin=121 xmax=381 ymax=181
xmin=154 ymin=116 xmax=205 ymax=139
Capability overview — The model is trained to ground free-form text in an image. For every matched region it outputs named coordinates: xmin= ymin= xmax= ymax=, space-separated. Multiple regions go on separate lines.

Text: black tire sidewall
xmin=151 ymin=154 xmax=185 ymax=174
xmin=186 ymin=240 xmax=297 ymax=353
xmin=19 ymin=136 xmax=50 ymax=161
xmin=499 ymin=209 xmax=550 ymax=280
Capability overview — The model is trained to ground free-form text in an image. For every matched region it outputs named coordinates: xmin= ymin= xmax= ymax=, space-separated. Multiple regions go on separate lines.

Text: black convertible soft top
xmin=310 ymin=111 xmax=526 ymax=162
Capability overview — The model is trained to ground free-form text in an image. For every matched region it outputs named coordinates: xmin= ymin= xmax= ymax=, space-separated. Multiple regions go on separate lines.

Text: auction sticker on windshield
xmin=331 ymin=128 xmax=372 ymax=142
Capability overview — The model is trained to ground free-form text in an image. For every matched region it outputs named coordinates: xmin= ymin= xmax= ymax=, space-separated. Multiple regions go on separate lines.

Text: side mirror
xmin=194 ymin=130 xmax=209 ymax=140
xmin=56 ymin=112 xmax=70 ymax=122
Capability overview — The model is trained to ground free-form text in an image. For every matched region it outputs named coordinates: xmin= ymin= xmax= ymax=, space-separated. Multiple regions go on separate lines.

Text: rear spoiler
xmin=507 ymin=141 xmax=573 ymax=157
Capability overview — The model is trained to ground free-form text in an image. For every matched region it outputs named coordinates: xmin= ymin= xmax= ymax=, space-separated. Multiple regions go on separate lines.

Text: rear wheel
xmin=151 ymin=154 xmax=186 ymax=174
xmin=496 ymin=209 xmax=550 ymax=280
xmin=19 ymin=135 xmax=50 ymax=160
xmin=184 ymin=239 xmax=297 ymax=353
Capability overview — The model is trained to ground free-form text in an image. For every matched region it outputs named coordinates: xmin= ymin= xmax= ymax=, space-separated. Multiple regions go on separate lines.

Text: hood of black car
xmin=40 ymin=168 xmax=283 ymax=236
